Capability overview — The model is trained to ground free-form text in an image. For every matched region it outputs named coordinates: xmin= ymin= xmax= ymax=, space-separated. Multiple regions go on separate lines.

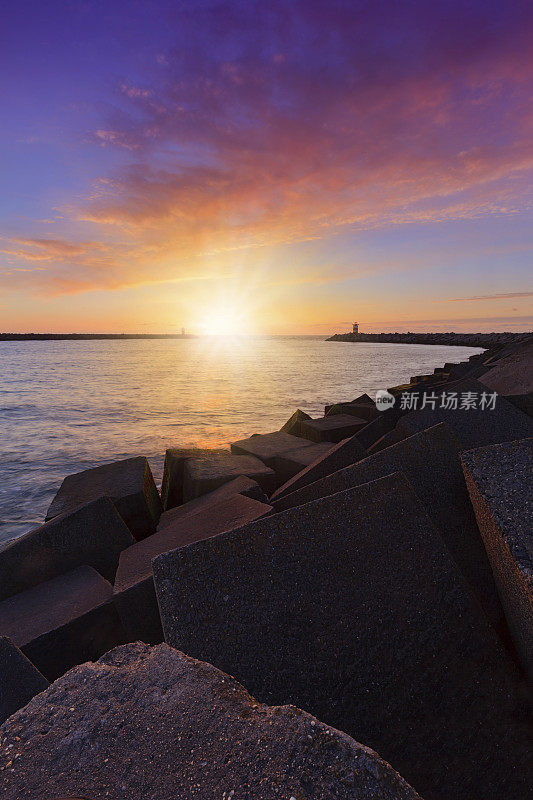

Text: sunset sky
xmin=1 ymin=0 xmax=532 ymax=334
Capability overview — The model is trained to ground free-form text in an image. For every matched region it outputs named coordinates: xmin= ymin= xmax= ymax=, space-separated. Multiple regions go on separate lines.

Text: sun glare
xmin=197 ymin=306 xmax=252 ymax=336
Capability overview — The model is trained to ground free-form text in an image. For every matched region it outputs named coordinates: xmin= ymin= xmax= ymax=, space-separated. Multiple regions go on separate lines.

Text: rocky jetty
xmin=327 ymin=330 xmax=532 ymax=347
xmin=0 ymin=336 xmax=532 ymax=799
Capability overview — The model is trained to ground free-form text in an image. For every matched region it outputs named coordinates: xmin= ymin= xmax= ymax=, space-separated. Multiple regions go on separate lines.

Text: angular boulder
xmin=325 ymin=401 xmax=378 ymax=421
xmin=157 ymin=475 xmax=267 ymax=529
xmin=0 ymin=497 xmax=134 ymax=600
xmin=461 ymin=438 xmax=533 ymax=682
xmin=182 ymin=452 xmax=276 ymax=502
xmin=273 ymin=441 xmax=334 ymax=484
xmin=0 ymin=637 xmax=48 ymax=724
xmin=479 ymin=338 xmax=533 ymax=396
xmin=0 ymin=566 xmax=125 ymax=681
xmin=161 ymin=447 xmax=229 ymax=510
xmin=230 ymin=430 xmax=316 ymax=469
xmin=299 ymin=413 xmax=367 ymax=443
xmin=271 ymin=423 xmax=503 ymax=629
xmin=279 ymin=408 xmax=311 ymax=436
xmin=154 ymin=474 xmax=532 ymax=800
xmin=114 ymin=494 xmax=272 ymax=644
xmin=0 ymin=642 xmax=423 ymax=800
xmin=271 ymin=431 xmax=367 ymax=501
xmin=46 ymin=457 xmax=162 ymax=540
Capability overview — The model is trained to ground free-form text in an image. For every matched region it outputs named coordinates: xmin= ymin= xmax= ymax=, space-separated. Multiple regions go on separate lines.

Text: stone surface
xmin=154 ymin=473 xmax=532 ymax=800
xmin=182 ymin=452 xmax=276 ymax=502
xmin=157 ymin=475 xmax=267 ymax=529
xmin=479 ymin=338 xmax=533 ymax=396
xmin=272 ymin=423 xmax=503 ymax=629
xmin=230 ymin=430 xmax=315 ymax=469
xmin=353 ymin=408 xmax=403 ymax=450
xmin=271 ymin=431 xmax=367 ymax=500
xmin=299 ymin=413 xmax=367 ymax=443
xmin=161 ymin=447 xmax=229 ymax=510
xmin=325 ymin=401 xmax=378 ymax=421
xmin=46 ymin=457 xmax=162 ymax=540
xmin=461 ymin=438 xmax=533 ymax=682
xmin=279 ymin=408 xmax=311 ymax=436
xmin=0 ymin=567 xmax=125 ymax=681
xmin=273 ymin=442 xmax=334 ymax=484
xmin=396 ymin=379 xmax=533 ymax=449
xmin=114 ymin=494 xmax=272 ymax=644
xmin=0 ymin=497 xmax=134 ymax=601
xmin=0 ymin=637 xmax=48 ymax=725
xmin=0 ymin=642 xmax=423 ymax=800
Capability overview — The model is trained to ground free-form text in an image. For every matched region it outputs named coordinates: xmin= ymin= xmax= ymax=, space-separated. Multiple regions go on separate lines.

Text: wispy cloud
xmin=447 ymin=291 xmax=533 ymax=301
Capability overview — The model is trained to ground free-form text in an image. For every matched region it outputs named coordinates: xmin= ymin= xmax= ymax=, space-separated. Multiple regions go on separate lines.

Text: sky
xmin=0 ymin=0 xmax=532 ymax=334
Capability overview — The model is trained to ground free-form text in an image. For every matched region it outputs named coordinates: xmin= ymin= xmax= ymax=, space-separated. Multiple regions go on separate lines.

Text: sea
xmin=0 ymin=336 xmax=482 ymax=543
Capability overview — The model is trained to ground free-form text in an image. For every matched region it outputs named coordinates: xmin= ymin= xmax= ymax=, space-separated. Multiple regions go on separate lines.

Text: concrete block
xmin=0 ymin=567 xmax=125 ymax=681
xmin=46 ymin=457 xmax=162 ymax=540
xmin=0 ymin=497 xmax=134 ymax=601
xmin=299 ymin=414 xmax=367 ymax=443
xmin=273 ymin=442 xmax=334 ymax=484
xmin=272 ymin=423 xmax=503 ymax=630
xmin=325 ymin=401 xmax=378 ymax=421
xmin=271 ymin=432 xmax=367 ymax=501
xmin=353 ymin=408 xmax=403 ymax=450
xmin=0 ymin=637 xmax=48 ymax=724
xmin=279 ymin=408 xmax=311 ymax=436
xmin=0 ymin=642 xmax=423 ymax=800
xmin=157 ymin=475 xmax=268 ymax=530
xmin=397 ymin=380 xmax=533 ymax=449
xmin=230 ymin=431 xmax=315 ymax=469
xmin=182 ymin=452 xmax=276 ymax=503
xmin=154 ymin=473 xmax=532 ymax=800
xmin=114 ymin=494 xmax=272 ymax=644
xmin=462 ymin=438 xmax=533 ymax=682
xmin=161 ymin=447 xmax=229 ymax=510
xmin=479 ymin=338 xmax=533 ymax=396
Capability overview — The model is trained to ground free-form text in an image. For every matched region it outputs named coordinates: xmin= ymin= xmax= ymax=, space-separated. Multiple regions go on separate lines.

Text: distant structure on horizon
xmin=352 ymin=321 xmax=359 ymax=334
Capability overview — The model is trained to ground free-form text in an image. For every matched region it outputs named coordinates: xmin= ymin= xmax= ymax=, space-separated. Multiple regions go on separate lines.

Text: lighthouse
xmin=352 ymin=321 xmax=359 ymax=334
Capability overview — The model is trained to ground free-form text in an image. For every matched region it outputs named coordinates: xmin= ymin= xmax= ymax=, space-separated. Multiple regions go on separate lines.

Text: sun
xmin=197 ymin=305 xmax=252 ymax=336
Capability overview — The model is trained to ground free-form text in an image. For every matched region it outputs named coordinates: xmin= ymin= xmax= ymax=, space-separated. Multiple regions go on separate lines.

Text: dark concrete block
xmin=231 ymin=431 xmax=315 ymax=469
xmin=461 ymin=438 xmax=533 ymax=682
xmin=271 ymin=431 xmax=367 ymax=501
xmin=279 ymin=408 xmax=311 ymax=436
xmin=0 ymin=637 xmax=48 ymax=724
xmin=504 ymin=392 xmax=533 ymax=417
xmin=182 ymin=452 xmax=276 ymax=502
xmin=325 ymin=401 xmax=378 ymax=421
xmin=114 ymin=494 xmax=272 ymax=644
xmin=46 ymin=457 xmax=162 ymax=540
xmin=157 ymin=475 xmax=267 ymax=530
xmin=299 ymin=414 xmax=367 ymax=443
xmin=0 ymin=497 xmax=134 ymax=601
xmin=154 ymin=474 xmax=532 ymax=800
xmin=0 ymin=567 xmax=125 ymax=681
xmin=397 ymin=380 xmax=533 ymax=449
xmin=353 ymin=407 xmax=403 ymax=450
xmin=272 ymin=423 xmax=503 ymax=630
xmin=161 ymin=447 xmax=229 ymax=510
xmin=0 ymin=642 xmax=423 ymax=800
xmin=273 ymin=442 xmax=334 ymax=484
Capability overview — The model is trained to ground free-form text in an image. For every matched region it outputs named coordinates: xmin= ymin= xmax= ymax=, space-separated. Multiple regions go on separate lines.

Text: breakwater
xmin=0 ymin=336 xmax=532 ymax=800
xmin=0 ymin=332 xmax=197 ymax=341
xmin=327 ymin=331 xmax=531 ymax=347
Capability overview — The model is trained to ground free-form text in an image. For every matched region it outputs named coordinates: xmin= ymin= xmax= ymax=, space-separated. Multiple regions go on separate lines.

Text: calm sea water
xmin=0 ymin=336 xmax=482 ymax=543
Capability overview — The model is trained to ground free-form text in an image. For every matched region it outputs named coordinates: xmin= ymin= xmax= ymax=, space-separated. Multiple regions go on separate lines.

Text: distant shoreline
xmin=327 ymin=332 xmax=532 ymax=348
xmin=0 ymin=333 xmax=198 ymax=341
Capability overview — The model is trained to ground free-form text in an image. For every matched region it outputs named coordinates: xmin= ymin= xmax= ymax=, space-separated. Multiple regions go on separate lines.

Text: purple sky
xmin=1 ymin=0 xmax=532 ymax=333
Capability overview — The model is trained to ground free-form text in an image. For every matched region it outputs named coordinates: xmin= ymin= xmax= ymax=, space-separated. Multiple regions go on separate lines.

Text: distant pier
xmin=327 ymin=331 xmax=532 ymax=348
